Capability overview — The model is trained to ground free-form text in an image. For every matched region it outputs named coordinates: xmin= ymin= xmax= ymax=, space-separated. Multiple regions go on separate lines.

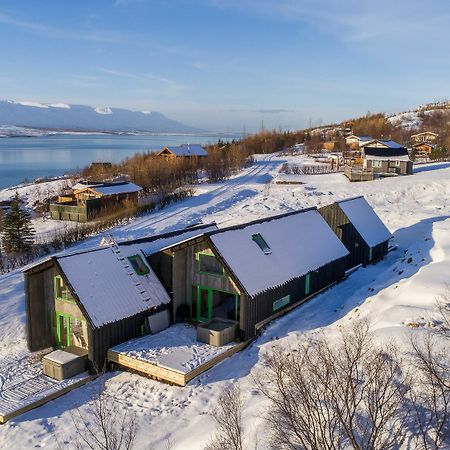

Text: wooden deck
xmin=108 ymin=340 xmax=247 ymax=387
xmin=0 ymin=372 xmax=95 ymax=424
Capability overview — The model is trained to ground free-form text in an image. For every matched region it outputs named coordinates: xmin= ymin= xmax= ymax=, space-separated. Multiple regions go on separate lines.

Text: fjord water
xmin=0 ymin=133 xmax=234 ymax=190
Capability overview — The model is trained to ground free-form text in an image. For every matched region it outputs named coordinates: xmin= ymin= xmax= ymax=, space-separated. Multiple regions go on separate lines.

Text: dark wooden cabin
xmin=24 ymin=244 xmax=170 ymax=372
xmin=319 ymin=196 xmax=392 ymax=270
xmin=162 ymin=208 xmax=350 ymax=341
xmin=119 ymin=222 xmax=218 ymax=298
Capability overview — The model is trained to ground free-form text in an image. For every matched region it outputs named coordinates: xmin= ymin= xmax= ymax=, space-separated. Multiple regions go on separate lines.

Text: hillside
xmin=0 ymin=100 xmax=202 ymax=134
xmin=0 ymin=154 xmax=449 ymax=448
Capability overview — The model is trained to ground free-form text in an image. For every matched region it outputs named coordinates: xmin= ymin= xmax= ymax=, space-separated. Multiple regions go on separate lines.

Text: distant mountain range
xmin=0 ymin=100 xmax=202 ymax=135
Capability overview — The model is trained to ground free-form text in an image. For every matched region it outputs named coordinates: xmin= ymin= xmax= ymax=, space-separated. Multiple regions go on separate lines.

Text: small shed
xmin=156 ymin=144 xmax=208 ymax=158
xmin=319 ymin=196 xmax=392 ymax=269
xmin=24 ymin=244 xmax=170 ymax=372
xmin=164 ymin=208 xmax=349 ymax=341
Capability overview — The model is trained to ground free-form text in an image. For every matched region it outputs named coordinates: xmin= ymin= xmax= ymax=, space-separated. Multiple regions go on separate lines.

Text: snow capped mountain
xmin=0 ymin=100 xmax=201 ymax=134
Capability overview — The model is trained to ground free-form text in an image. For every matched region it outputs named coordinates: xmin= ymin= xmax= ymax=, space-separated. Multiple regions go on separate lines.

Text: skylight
xmin=128 ymin=254 xmax=150 ymax=276
xmin=252 ymin=233 xmax=272 ymax=255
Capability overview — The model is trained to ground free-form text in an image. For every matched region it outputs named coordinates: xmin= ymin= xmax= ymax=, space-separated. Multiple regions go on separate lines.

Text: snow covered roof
xmin=362 ymin=139 xmax=404 ymax=149
xmin=56 ymin=245 xmax=170 ymax=328
xmin=208 ymin=209 xmax=349 ymax=297
xmin=337 ymin=197 xmax=392 ymax=248
xmin=119 ymin=223 xmax=218 ymax=256
xmin=161 ymin=144 xmax=208 ymax=157
xmin=363 ymin=147 xmax=410 ymax=161
xmin=74 ymin=182 xmax=142 ymax=196
xmin=411 ymin=131 xmax=438 ymax=138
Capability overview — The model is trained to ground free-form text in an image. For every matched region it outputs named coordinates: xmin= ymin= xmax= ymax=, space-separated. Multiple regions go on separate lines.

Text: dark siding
xmin=241 ymin=257 xmax=347 ymax=341
xmin=371 ymin=241 xmax=389 ymax=263
xmin=25 ymin=266 xmax=55 ymax=351
xmin=319 ymin=203 xmax=368 ymax=269
xmin=148 ymin=252 xmax=174 ymax=297
xmin=88 ymin=306 xmax=169 ymax=372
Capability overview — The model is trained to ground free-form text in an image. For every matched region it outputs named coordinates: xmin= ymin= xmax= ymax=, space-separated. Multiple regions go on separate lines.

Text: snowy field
xmin=0 ymin=154 xmax=449 ymax=448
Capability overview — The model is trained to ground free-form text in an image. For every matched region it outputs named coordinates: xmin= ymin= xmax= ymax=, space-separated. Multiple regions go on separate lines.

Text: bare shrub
xmin=256 ymin=322 xmax=411 ymax=450
xmin=205 ymin=384 xmax=244 ymax=450
xmin=410 ymin=333 xmax=450 ymax=449
xmin=63 ymin=384 xmax=138 ymax=450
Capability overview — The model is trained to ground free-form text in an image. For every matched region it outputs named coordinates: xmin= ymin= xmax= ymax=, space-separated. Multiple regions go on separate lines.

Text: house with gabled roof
xmin=162 ymin=208 xmax=350 ymax=341
xmin=361 ymin=147 xmax=413 ymax=175
xmin=319 ymin=196 xmax=392 ymax=269
xmin=411 ymin=131 xmax=438 ymax=144
xmin=50 ymin=181 xmax=142 ymax=222
xmin=24 ymin=223 xmax=218 ymax=374
xmin=24 ymin=243 xmax=170 ymax=372
xmin=362 ymin=139 xmax=404 ymax=149
xmin=345 ymin=135 xmax=374 ymax=149
xmin=156 ymin=144 xmax=208 ymax=158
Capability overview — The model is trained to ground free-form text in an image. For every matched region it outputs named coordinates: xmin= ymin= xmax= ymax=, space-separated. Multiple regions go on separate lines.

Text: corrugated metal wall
xmin=241 ymin=257 xmax=347 ymax=341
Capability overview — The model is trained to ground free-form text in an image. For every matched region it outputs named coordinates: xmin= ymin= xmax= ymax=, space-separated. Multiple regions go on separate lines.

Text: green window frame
xmin=305 ymin=273 xmax=311 ymax=295
xmin=196 ymin=250 xmax=226 ymax=277
xmin=54 ymin=275 xmax=76 ymax=304
xmin=252 ymin=233 xmax=272 ymax=255
xmin=128 ymin=254 xmax=150 ymax=276
xmin=273 ymin=294 xmax=291 ymax=311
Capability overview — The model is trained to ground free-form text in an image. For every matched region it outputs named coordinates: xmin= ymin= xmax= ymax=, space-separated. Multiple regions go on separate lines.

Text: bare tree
xmin=410 ymin=332 xmax=450 ymax=450
xmin=256 ymin=322 xmax=411 ymax=450
xmin=205 ymin=384 xmax=244 ymax=450
xmin=63 ymin=384 xmax=138 ymax=450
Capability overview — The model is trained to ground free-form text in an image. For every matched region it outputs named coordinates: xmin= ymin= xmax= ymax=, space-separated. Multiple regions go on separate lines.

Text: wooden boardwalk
xmin=108 ymin=340 xmax=247 ymax=387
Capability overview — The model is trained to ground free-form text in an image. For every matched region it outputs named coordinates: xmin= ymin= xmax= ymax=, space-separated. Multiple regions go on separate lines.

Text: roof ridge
xmin=206 ymin=207 xmax=317 ymax=237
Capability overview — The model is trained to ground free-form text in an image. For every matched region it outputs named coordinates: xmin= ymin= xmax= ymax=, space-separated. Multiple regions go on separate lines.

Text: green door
xmin=197 ymin=287 xmax=212 ymax=322
xmin=305 ymin=273 xmax=311 ymax=295
xmin=56 ymin=313 xmax=70 ymax=348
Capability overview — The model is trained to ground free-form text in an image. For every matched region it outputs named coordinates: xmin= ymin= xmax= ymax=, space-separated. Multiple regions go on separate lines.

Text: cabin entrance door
xmin=56 ymin=313 xmax=70 ymax=348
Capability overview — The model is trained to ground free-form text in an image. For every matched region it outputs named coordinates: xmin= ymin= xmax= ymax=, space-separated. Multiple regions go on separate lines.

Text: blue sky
xmin=0 ymin=0 xmax=449 ymax=132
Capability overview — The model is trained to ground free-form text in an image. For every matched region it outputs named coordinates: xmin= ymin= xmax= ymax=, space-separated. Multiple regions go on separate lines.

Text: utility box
xmin=42 ymin=347 xmax=88 ymax=380
xmin=197 ymin=319 xmax=238 ymax=347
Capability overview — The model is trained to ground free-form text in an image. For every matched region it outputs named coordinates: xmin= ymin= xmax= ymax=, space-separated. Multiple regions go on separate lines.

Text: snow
xmin=120 ymin=223 xmax=218 ymax=256
xmin=111 ymin=324 xmax=235 ymax=374
xmin=43 ymin=350 xmax=80 ymax=365
xmin=94 ymin=106 xmax=113 ymax=115
xmin=0 ymin=154 xmax=450 ymax=448
xmin=165 ymin=144 xmax=208 ymax=157
xmin=337 ymin=197 xmax=392 ymax=248
xmin=12 ymin=101 xmax=49 ymax=109
xmin=56 ymin=245 xmax=170 ymax=327
xmin=210 ymin=209 xmax=349 ymax=297
xmin=48 ymin=103 xmax=70 ymax=109
xmin=89 ymin=182 xmax=142 ymax=196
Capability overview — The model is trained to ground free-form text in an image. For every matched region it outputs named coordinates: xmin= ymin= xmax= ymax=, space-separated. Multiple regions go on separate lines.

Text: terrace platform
xmin=107 ymin=323 xmax=246 ymax=386
xmin=0 ymin=352 xmax=94 ymax=424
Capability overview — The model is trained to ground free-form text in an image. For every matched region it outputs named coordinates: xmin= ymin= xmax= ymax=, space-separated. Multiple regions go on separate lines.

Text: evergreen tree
xmin=2 ymin=192 xmax=35 ymax=253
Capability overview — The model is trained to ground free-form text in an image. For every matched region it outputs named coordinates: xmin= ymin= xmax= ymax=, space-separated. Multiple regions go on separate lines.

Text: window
xmin=252 ymin=233 xmax=272 ymax=254
xmin=54 ymin=275 xmax=74 ymax=302
xmin=198 ymin=252 xmax=224 ymax=276
xmin=128 ymin=255 xmax=150 ymax=276
xmin=395 ymin=160 xmax=400 ymax=167
xmin=273 ymin=295 xmax=290 ymax=311
xmin=372 ymin=160 xmax=382 ymax=168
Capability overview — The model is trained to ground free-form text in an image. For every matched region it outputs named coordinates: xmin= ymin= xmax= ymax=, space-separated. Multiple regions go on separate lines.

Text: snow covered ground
xmin=0 ymin=154 xmax=449 ymax=448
